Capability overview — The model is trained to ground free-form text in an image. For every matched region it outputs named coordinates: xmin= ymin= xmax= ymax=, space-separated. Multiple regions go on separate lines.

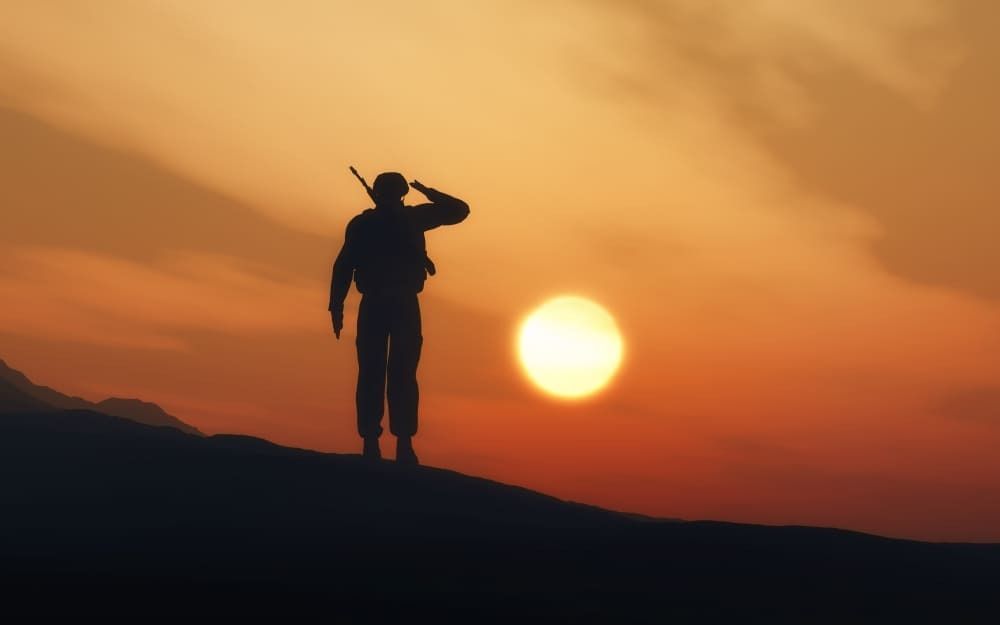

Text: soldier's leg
xmin=356 ymin=295 xmax=389 ymax=439
xmin=387 ymin=295 xmax=422 ymax=438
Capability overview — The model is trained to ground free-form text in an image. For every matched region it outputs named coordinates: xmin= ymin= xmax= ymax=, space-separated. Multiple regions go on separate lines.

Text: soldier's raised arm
xmin=409 ymin=180 xmax=470 ymax=231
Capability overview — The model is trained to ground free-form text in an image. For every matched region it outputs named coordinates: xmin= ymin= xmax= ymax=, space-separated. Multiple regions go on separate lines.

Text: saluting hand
xmin=410 ymin=180 xmax=431 ymax=195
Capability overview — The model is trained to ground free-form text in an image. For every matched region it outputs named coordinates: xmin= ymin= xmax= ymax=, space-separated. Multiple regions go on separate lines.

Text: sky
xmin=2 ymin=0 xmax=999 ymax=541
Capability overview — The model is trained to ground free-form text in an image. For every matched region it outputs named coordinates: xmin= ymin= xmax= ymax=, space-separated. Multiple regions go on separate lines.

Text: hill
xmin=1 ymin=407 xmax=998 ymax=622
xmin=0 ymin=358 xmax=201 ymax=434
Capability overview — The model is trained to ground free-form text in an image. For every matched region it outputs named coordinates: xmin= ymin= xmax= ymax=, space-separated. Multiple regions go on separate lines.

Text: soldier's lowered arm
xmin=329 ymin=223 xmax=358 ymax=340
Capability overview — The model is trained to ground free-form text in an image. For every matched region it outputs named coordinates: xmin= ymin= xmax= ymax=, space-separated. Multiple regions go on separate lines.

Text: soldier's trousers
xmin=355 ymin=292 xmax=422 ymax=439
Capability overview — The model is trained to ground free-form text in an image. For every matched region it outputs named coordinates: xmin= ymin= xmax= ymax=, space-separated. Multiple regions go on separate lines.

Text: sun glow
xmin=517 ymin=296 xmax=624 ymax=399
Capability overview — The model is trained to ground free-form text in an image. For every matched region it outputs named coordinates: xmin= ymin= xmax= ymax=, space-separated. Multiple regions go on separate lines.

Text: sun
xmin=517 ymin=295 xmax=624 ymax=399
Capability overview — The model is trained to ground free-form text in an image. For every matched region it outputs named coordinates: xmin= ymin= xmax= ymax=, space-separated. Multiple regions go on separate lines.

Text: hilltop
xmin=1 ymin=404 xmax=998 ymax=622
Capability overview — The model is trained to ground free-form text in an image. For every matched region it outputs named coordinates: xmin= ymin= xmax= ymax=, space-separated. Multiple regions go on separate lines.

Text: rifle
xmin=348 ymin=166 xmax=437 ymax=277
xmin=349 ymin=166 xmax=376 ymax=203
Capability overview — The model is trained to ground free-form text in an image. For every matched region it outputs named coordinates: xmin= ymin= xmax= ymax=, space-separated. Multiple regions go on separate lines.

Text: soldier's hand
xmin=410 ymin=180 xmax=430 ymax=195
xmin=331 ymin=310 xmax=343 ymax=339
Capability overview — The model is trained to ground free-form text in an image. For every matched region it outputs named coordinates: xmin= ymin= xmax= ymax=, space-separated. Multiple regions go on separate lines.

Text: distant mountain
xmin=0 ymin=407 xmax=997 ymax=621
xmin=0 ymin=359 xmax=91 ymax=410
xmin=0 ymin=358 xmax=201 ymax=435
xmin=94 ymin=397 xmax=198 ymax=433
xmin=0 ymin=377 xmax=53 ymax=413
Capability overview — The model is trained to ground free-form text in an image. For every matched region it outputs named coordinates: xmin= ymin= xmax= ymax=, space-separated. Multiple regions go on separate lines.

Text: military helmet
xmin=373 ymin=172 xmax=409 ymax=201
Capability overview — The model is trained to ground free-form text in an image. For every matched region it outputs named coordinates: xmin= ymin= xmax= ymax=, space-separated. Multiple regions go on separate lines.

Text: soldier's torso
xmin=351 ymin=206 xmax=428 ymax=295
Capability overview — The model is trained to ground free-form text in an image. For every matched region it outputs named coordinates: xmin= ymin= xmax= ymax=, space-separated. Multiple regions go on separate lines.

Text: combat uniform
xmin=329 ymin=187 xmax=469 ymax=439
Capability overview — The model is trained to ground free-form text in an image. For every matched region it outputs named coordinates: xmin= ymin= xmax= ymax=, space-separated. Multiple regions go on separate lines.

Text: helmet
xmin=373 ymin=172 xmax=409 ymax=202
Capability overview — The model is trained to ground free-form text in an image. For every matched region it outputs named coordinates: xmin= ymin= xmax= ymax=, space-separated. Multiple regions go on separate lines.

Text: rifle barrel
xmin=349 ymin=165 xmax=376 ymax=201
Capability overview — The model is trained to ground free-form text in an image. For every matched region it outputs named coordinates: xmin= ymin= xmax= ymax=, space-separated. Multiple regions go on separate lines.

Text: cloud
xmin=0 ymin=246 xmax=321 ymax=349
xmin=0 ymin=106 xmax=332 ymax=277
xmin=936 ymin=387 xmax=1000 ymax=424
xmin=0 ymin=104 xmax=342 ymax=350
xmin=583 ymin=0 xmax=1000 ymax=300
xmin=584 ymin=0 xmax=961 ymax=107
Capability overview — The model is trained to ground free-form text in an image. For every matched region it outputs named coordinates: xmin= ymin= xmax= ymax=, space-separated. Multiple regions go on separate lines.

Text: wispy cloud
xmin=583 ymin=0 xmax=962 ymax=111
xmin=578 ymin=1 xmax=1000 ymax=300
xmin=936 ymin=387 xmax=1000 ymax=425
xmin=0 ymin=246 xmax=321 ymax=349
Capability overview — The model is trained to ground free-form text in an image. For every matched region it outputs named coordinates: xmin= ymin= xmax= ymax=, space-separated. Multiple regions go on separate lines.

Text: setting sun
xmin=517 ymin=296 xmax=624 ymax=399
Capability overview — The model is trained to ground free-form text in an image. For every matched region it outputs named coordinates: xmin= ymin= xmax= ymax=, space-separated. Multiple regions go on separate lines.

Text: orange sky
xmin=2 ymin=1 xmax=999 ymax=541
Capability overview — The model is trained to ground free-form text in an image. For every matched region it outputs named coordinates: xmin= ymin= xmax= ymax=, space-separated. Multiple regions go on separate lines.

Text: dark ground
xmin=1 ymin=408 xmax=998 ymax=622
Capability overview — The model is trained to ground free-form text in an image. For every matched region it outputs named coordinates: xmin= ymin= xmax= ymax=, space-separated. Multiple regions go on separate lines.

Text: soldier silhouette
xmin=330 ymin=170 xmax=469 ymax=465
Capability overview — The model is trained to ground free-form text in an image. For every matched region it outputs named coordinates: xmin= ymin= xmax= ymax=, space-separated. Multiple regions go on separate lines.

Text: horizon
xmin=3 ymin=1 xmax=999 ymax=543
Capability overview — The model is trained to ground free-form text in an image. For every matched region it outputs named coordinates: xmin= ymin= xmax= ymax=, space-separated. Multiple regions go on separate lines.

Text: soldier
xmin=330 ymin=171 xmax=469 ymax=465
